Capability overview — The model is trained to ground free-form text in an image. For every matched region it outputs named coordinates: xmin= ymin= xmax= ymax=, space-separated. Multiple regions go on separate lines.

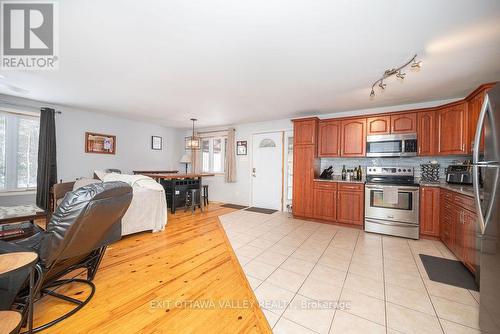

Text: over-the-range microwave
xmin=366 ymin=133 xmax=418 ymax=157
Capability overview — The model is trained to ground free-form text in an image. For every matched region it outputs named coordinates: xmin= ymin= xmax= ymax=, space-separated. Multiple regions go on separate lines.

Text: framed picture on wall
xmin=85 ymin=132 xmax=116 ymax=154
xmin=236 ymin=140 xmax=247 ymax=155
xmin=151 ymin=136 xmax=163 ymax=150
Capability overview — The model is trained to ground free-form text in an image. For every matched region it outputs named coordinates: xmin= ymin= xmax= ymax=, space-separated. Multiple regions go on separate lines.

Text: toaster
xmin=445 ymin=165 xmax=473 ymax=185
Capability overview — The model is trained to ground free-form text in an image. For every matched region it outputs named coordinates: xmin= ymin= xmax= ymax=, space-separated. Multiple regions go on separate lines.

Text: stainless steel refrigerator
xmin=473 ymin=83 xmax=500 ymax=333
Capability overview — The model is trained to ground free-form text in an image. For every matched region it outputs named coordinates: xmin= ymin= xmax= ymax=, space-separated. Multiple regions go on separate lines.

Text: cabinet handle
xmin=462 ymin=143 xmax=465 ymax=151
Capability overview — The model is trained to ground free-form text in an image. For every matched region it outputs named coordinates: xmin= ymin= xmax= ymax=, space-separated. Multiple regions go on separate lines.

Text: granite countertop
xmin=314 ymin=176 xmax=365 ymax=184
xmin=419 ymin=180 xmax=474 ymax=197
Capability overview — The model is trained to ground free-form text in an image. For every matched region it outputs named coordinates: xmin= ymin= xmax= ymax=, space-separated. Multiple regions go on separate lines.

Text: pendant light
xmin=185 ymin=118 xmax=201 ymax=150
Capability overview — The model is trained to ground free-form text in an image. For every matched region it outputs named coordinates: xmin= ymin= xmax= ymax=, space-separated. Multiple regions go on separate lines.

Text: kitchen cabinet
xmin=436 ymin=102 xmax=468 ymax=155
xmin=318 ymin=120 xmax=341 ymax=157
xmin=292 ymin=145 xmax=317 ymax=217
xmin=439 ymin=189 xmax=478 ymax=274
xmin=419 ymin=186 xmax=440 ymax=237
xmin=467 ymin=84 xmax=494 ymax=153
xmin=340 ymin=118 xmax=366 ymax=157
xmin=337 ymin=183 xmax=364 ymax=225
xmin=294 ymin=118 xmax=319 ymax=146
xmin=367 ymin=116 xmax=390 ymax=135
xmin=391 ymin=112 xmax=417 ymax=134
xmin=313 ymin=182 xmax=337 ymax=221
xmin=417 ymin=111 xmax=436 ymax=156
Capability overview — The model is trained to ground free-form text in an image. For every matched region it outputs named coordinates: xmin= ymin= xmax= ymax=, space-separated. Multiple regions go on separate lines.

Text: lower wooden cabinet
xmin=337 ymin=183 xmax=364 ymax=225
xmin=313 ymin=182 xmax=337 ymax=221
xmin=439 ymin=189 xmax=478 ymax=273
xmin=419 ymin=187 xmax=440 ymax=237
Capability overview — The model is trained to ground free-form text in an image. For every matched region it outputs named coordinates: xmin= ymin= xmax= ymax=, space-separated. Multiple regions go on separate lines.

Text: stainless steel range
xmin=364 ymin=166 xmax=420 ymax=239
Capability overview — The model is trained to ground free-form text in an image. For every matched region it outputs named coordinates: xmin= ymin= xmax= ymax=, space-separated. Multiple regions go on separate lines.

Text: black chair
xmin=3 ymin=181 xmax=133 ymax=333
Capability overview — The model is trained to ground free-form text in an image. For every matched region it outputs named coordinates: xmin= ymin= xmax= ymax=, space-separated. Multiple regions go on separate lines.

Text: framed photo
xmin=236 ymin=140 xmax=247 ymax=155
xmin=151 ymin=136 xmax=163 ymax=150
xmin=85 ymin=132 xmax=116 ymax=154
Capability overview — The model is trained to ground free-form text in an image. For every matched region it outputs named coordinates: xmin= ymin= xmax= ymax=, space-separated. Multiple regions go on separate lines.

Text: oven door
xmin=365 ymin=184 xmax=419 ymax=223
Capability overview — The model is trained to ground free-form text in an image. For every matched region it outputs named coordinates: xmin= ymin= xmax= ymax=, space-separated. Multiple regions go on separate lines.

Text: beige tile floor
xmin=219 ymin=210 xmax=483 ymax=334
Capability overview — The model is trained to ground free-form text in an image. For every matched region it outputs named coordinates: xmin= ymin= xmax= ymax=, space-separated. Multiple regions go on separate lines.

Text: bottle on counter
xmin=354 ymin=167 xmax=358 ymax=180
xmin=342 ymin=165 xmax=346 ymax=180
xmin=358 ymin=165 xmax=362 ymax=180
xmin=346 ymin=169 xmax=351 ymax=181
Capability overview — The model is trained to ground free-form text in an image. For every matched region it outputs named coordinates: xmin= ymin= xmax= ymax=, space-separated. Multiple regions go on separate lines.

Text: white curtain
xmin=225 ymin=128 xmax=237 ymax=182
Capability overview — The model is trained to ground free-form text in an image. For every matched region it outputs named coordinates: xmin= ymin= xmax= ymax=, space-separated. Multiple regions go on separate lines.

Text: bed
xmin=51 ymin=172 xmax=168 ymax=236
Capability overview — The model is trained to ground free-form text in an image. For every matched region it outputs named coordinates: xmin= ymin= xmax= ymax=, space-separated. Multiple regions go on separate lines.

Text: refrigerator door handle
xmin=473 ymin=165 xmax=486 ymax=234
xmin=473 ymin=95 xmax=490 ymax=164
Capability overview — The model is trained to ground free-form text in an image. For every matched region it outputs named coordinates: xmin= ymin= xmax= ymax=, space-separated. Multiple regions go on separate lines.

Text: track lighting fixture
xmin=369 ymin=54 xmax=421 ymax=97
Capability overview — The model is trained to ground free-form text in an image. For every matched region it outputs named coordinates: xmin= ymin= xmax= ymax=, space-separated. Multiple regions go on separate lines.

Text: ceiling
xmin=2 ymin=0 xmax=500 ymax=128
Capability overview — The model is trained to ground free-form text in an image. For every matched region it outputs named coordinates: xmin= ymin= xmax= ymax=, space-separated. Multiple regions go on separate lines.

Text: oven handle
xmin=365 ymin=184 xmax=419 ymax=191
xmin=365 ymin=219 xmax=418 ymax=228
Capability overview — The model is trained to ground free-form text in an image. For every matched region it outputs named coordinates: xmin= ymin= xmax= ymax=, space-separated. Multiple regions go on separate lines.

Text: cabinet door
xmin=419 ymin=187 xmax=440 ymax=237
xmin=437 ymin=102 xmax=468 ymax=155
xmin=367 ymin=116 xmax=390 ymax=135
xmin=337 ymin=190 xmax=364 ymax=225
xmin=417 ymin=111 xmax=436 ymax=156
xmin=294 ymin=119 xmax=318 ymax=146
xmin=292 ymin=145 xmax=315 ymax=217
xmin=313 ymin=188 xmax=336 ymax=221
xmin=341 ymin=118 xmax=366 ymax=157
xmin=463 ymin=209 xmax=478 ymax=273
xmin=440 ymin=192 xmax=454 ymax=249
xmin=318 ymin=120 xmax=341 ymax=157
xmin=468 ymin=89 xmax=488 ymax=153
xmin=391 ymin=113 xmax=417 ymax=133
xmin=453 ymin=207 xmax=465 ymax=261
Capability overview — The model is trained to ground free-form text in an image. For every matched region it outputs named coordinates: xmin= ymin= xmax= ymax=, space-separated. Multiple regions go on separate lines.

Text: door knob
xmin=252 ymin=168 xmax=256 ymax=177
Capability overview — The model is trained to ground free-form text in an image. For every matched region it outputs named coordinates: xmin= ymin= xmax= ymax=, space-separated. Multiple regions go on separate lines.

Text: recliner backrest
xmin=38 ymin=181 xmax=133 ymax=268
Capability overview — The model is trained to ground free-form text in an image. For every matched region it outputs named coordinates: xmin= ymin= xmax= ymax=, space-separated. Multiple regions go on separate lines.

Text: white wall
xmin=197 ymin=97 xmax=460 ymax=207
xmin=55 ymin=107 xmax=184 ymax=181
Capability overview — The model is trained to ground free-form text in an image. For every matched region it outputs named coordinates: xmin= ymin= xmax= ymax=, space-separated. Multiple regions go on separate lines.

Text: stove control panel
xmin=366 ymin=166 xmax=414 ymax=176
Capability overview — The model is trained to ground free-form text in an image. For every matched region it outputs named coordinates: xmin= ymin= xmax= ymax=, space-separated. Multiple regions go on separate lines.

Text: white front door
xmin=251 ymin=132 xmax=283 ymax=210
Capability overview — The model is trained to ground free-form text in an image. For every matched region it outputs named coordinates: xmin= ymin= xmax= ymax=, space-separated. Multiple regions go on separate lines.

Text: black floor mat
xmin=221 ymin=203 xmax=248 ymax=210
xmin=420 ymin=254 xmax=479 ymax=291
xmin=244 ymin=207 xmax=277 ymax=214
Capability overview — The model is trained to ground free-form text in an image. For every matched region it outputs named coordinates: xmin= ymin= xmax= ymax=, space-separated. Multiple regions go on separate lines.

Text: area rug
xmin=244 ymin=207 xmax=277 ymax=214
xmin=419 ymin=254 xmax=479 ymax=291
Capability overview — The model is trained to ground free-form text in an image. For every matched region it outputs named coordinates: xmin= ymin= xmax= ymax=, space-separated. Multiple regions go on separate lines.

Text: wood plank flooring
xmin=30 ymin=203 xmax=271 ymax=334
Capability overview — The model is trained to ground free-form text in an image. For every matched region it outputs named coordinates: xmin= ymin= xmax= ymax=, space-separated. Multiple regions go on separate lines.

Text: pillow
xmin=93 ymin=170 xmax=109 ymax=180
xmin=73 ymin=178 xmax=102 ymax=191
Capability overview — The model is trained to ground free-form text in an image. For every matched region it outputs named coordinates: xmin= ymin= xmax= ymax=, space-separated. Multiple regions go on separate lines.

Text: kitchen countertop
xmin=314 ymin=176 xmax=365 ymax=184
xmin=419 ymin=180 xmax=474 ymax=197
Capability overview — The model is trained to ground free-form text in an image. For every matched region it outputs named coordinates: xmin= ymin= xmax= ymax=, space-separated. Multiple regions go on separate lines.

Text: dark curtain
xmin=36 ymin=107 xmax=57 ymax=211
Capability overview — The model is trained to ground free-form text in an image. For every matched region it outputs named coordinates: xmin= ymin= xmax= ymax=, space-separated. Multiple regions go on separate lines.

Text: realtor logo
xmin=1 ymin=1 xmax=59 ymax=70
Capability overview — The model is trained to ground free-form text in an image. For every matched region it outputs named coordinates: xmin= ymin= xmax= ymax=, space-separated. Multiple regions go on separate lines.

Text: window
xmin=0 ymin=111 xmax=40 ymax=191
xmin=201 ymin=137 xmax=226 ymax=173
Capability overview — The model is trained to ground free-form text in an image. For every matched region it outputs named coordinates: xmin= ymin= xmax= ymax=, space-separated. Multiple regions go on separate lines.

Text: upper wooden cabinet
xmin=467 ymin=83 xmax=495 ymax=153
xmin=417 ymin=111 xmax=436 ymax=156
xmin=391 ymin=113 xmax=417 ymax=133
xmin=437 ymin=101 xmax=468 ymax=155
xmin=318 ymin=120 xmax=341 ymax=157
xmin=293 ymin=118 xmax=318 ymax=146
xmin=419 ymin=186 xmax=440 ymax=237
xmin=340 ymin=118 xmax=366 ymax=157
xmin=367 ymin=116 xmax=390 ymax=135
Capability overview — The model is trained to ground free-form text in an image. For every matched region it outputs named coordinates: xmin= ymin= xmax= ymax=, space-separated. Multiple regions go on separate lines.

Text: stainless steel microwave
xmin=366 ymin=133 xmax=417 ymax=157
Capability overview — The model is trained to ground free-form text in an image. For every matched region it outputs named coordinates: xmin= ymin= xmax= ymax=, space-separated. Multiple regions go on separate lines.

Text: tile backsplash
xmin=320 ymin=156 xmax=471 ymax=179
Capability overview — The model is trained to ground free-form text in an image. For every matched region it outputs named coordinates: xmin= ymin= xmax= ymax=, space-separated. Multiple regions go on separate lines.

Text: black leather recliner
xmin=1 ymin=181 xmax=133 ymax=333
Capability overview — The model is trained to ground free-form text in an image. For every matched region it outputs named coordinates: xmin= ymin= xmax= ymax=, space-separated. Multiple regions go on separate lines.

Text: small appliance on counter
xmin=445 ymin=164 xmax=473 ymax=185
xmin=319 ymin=166 xmax=333 ymax=179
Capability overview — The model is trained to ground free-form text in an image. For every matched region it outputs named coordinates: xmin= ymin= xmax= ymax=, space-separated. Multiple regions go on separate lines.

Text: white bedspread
xmin=102 ymin=173 xmax=167 ymax=235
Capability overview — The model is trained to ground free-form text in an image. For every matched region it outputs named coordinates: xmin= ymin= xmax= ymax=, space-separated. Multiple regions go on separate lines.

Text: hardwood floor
xmin=30 ymin=203 xmax=271 ymax=334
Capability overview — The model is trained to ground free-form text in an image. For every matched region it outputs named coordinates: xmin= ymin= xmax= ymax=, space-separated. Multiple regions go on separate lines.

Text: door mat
xmin=419 ymin=254 xmax=479 ymax=291
xmin=221 ymin=204 xmax=248 ymax=210
xmin=244 ymin=207 xmax=277 ymax=214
